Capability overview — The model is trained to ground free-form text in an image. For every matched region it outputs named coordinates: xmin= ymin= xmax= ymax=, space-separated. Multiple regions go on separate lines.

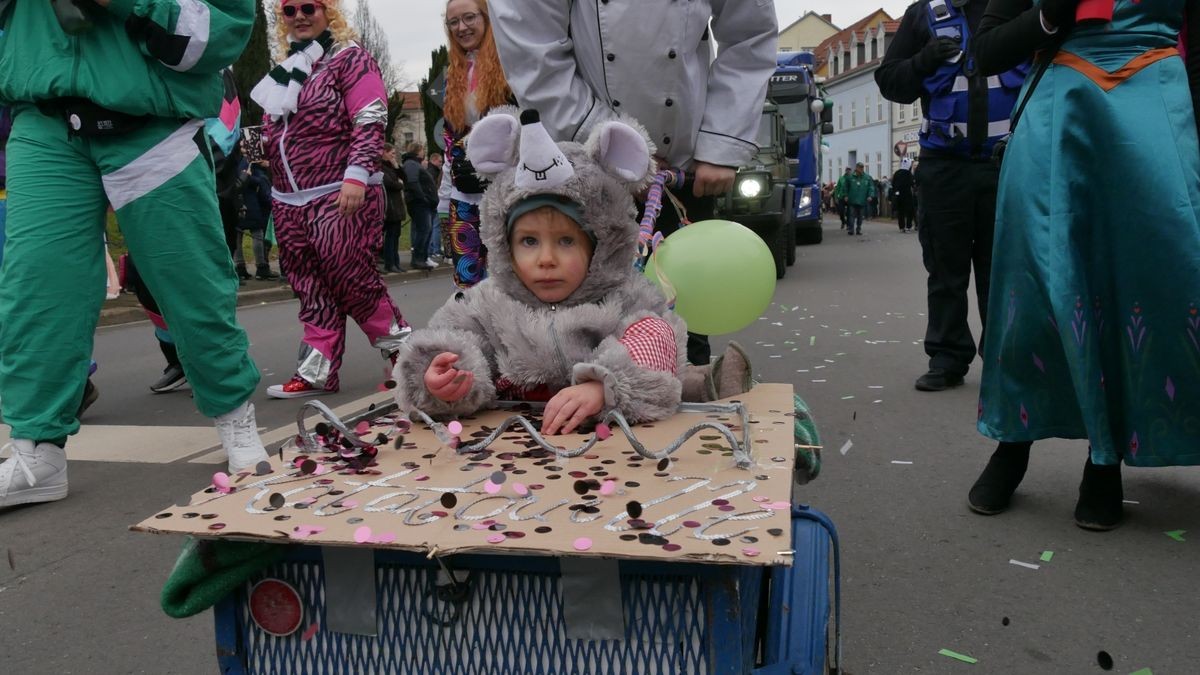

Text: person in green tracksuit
xmin=843 ymin=163 xmax=876 ymax=236
xmin=0 ymin=0 xmax=269 ymax=510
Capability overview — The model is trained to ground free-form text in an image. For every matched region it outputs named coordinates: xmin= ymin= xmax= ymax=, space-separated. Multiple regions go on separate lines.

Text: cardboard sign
xmin=133 ymin=384 xmax=798 ymax=566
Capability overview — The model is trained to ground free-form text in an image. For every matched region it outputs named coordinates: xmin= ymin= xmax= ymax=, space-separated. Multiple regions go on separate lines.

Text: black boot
xmin=76 ymin=378 xmax=99 ymax=419
xmin=255 ymin=266 xmax=279 ymax=281
xmin=1074 ymin=456 xmax=1123 ymax=531
xmin=236 ymin=264 xmax=252 ymax=281
xmin=967 ymin=441 xmax=1032 ymax=515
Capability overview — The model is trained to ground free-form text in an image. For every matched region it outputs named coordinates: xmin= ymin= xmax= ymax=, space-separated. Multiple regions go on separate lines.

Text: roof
xmin=812 ymin=8 xmax=896 ymax=76
xmin=778 ymin=10 xmax=839 ymax=35
xmin=398 ymin=91 xmax=422 ymax=110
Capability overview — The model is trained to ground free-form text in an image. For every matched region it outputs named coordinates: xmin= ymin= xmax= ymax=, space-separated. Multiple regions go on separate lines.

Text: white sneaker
xmin=214 ymin=401 xmax=269 ymax=474
xmin=0 ymin=439 xmax=68 ymax=508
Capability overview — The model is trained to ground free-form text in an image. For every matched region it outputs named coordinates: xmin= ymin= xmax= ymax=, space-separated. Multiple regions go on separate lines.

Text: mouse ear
xmin=585 ymin=119 xmax=655 ymax=187
xmin=466 ymin=108 xmax=521 ymax=176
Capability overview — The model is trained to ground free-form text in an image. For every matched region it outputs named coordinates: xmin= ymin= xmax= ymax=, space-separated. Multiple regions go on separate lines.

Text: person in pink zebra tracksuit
xmin=253 ymin=0 xmax=410 ymax=398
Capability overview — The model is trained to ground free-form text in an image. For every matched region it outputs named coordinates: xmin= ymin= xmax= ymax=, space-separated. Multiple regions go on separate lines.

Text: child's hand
xmin=425 ymin=352 xmax=474 ymax=402
xmin=542 ymin=381 xmax=605 ymax=435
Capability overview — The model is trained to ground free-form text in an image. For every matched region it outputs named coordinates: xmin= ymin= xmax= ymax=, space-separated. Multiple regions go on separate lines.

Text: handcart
xmin=135 ymin=384 xmax=841 ymax=674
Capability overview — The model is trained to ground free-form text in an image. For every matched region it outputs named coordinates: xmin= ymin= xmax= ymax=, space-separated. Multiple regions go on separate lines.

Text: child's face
xmin=510 ymin=207 xmax=593 ymax=304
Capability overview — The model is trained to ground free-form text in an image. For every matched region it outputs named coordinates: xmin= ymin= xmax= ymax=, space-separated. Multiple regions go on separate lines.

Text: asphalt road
xmin=1 ymin=219 xmax=1197 ymax=674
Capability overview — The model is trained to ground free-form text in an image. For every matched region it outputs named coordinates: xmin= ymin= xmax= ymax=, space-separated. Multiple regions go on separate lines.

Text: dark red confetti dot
xmin=534 ymin=526 xmax=552 ymax=534
xmin=430 ymin=511 xmax=449 ymax=518
xmin=662 ymin=543 xmax=682 ymax=552
xmin=624 ymin=481 xmax=640 ymax=488
xmin=573 ymin=480 xmax=590 ymax=495
xmin=208 ymin=523 xmax=226 ymax=530
xmin=299 ymin=459 xmax=317 ymax=475
xmin=712 ymin=538 xmax=731 ymax=546
xmin=682 ymin=520 xmax=701 ymax=528
xmin=626 ymin=501 xmax=643 ymax=519
xmin=155 ymin=513 xmax=172 ymax=519
xmin=504 ymin=531 xmax=525 ymax=539
xmin=568 ymin=471 xmax=588 ymax=478
xmin=718 ymin=505 xmax=736 ymax=512
xmin=619 ymin=534 xmax=638 ymax=541
xmin=440 ymin=493 xmax=458 ymax=509
xmin=767 ymin=528 xmax=784 ymax=536
xmin=712 ymin=499 xmax=729 ymax=507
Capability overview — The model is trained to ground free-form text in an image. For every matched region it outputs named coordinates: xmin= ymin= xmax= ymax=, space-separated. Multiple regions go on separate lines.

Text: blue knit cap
xmin=505 ymin=194 xmax=595 ymax=247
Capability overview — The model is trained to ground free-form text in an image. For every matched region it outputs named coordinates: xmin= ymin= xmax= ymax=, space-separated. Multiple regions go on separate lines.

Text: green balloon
xmin=645 ymin=219 xmax=776 ymax=335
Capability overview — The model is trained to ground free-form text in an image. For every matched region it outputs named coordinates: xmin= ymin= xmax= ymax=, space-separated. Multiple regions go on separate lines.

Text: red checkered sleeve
xmin=618 ymin=317 xmax=677 ymax=374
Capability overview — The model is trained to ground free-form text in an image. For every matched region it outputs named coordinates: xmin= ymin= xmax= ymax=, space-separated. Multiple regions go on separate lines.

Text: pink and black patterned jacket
xmin=262 ymin=43 xmax=388 ymax=205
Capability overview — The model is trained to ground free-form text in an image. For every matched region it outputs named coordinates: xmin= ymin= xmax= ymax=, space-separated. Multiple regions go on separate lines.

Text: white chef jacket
xmin=489 ymin=0 xmax=778 ymax=170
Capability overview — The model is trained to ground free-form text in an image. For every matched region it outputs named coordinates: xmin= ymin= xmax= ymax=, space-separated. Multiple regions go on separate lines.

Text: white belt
xmin=273 ymin=172 xmax=384 ymax=206
xmin=951 ymin=75 xmax=1002 ymax=92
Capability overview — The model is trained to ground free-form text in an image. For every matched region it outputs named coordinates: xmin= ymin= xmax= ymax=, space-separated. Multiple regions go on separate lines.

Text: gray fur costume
xmin=392 ymin=108 xmax=687 ymax=422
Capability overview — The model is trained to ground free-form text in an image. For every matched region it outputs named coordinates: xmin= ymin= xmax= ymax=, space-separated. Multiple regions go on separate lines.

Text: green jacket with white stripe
xmin=0 ymin=0 xmax=253 ymax=120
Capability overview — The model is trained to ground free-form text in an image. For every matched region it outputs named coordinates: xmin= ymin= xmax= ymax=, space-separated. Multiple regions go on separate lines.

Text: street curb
xmin=96 ymin=265 xmax=455 ymax=328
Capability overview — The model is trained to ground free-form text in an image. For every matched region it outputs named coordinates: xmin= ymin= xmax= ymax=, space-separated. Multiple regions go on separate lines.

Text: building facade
xmin=815 ymin=13 xmax=899 ymax=185
xmin=391 ymin=92 xmax=425 ymax=149
xmin=777 ymin=11 xmax=839 ymax=54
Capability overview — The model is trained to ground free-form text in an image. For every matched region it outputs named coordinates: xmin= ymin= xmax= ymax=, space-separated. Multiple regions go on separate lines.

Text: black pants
xmin=640 ymin=187 xmax=713 ymax=366
xmin=896 ymin=195 xmax=915 ymax=231
xmin=915 ymin=157 xmax=998 ymax=377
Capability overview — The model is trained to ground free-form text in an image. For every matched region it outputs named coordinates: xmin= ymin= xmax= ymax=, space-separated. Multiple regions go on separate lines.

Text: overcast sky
xmin=350 ymin=0 xmax=914 ymax=89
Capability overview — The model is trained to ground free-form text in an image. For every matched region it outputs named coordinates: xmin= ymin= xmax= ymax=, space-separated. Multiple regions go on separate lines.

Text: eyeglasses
xmin=445 ymin=12 xmax=482 ymax=30
xmin=282 ymin=3 xmax=320 ymax=18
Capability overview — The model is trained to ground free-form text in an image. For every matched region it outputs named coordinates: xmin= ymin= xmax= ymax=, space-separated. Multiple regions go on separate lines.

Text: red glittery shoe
xmin=266 ymin=376 xmax=336 ymax=399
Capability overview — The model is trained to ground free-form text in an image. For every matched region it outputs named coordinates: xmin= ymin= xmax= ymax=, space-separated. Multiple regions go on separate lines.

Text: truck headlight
xmin=798 ymin=192 xmax=812 ymax=209
xmin=737 ymin=176 xmax=766 ymax=198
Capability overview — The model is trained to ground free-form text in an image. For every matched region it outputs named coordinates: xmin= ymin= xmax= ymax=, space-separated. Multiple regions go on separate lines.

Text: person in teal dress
xmin=967 ymin=0 xmax=1200 ymax=529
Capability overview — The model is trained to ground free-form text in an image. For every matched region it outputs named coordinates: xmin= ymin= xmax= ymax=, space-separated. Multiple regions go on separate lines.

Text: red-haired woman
xmin=437 ymin=0 xmax=515 ymax=288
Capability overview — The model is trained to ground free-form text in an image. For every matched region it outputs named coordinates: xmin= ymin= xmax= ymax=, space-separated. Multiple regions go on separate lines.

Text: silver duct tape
xmin=321 ymin=546 xmax=378 ymax=636
xmin=354 ymin=99 xmax=389 ymax=127
xmin=296 ymin=343 xmax=333 ymax=387
xmin=373 ymin=323 xmax=413 ymax=355
xmin=561 ymin=558 xmax=625 ymax=640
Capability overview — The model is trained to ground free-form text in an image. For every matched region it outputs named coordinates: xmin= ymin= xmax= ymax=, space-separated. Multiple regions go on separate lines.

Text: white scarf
xmin=250 ymin=31 xmax=333 ymax=120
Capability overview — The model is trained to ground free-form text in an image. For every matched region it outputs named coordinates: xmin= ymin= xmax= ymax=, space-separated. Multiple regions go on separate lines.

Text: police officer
xmin=876 ymin=0 xmax=1028 ymax=391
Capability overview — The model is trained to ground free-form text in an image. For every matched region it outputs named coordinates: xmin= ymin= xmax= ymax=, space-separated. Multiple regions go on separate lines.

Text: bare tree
xmin=352 ymin=0 xmax=400 ymax=93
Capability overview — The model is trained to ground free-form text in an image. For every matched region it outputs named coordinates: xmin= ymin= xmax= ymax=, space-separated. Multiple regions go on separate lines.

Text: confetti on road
xmin=810 ymin=336 xmax=816 ymax=346
xmin=891 ymin=460 xmax=913 ymax=465
xmin=841 ymin=395 xmax=855 ymax=400
xmin=1040 ymin=551 xmax=1054 ymax=562
xmin=868 ymin=385 xmax=884 ymax=389
xmin=838 ymin=440 xmax=853 ymax=456
xmin=938 ymin=649 xmax=978 ymax=665
xmin=1123 ymin=499 xmax=1139 ymax=505
xmin=1009 ymin=559 xmax=1041 ymax=570
xmin=811 ymin=379 xmax=826 ymax=383
xmin=1164 ymin=530 xmax=1186 ymax=542
xmin=1128 ymin=669 xmax=1153 ymax=675
xmin=872 ymin=400 xmax=883 ymax=404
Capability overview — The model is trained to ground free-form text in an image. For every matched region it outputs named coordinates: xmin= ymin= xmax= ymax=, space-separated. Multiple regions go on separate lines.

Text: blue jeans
xmin=849 ymin=204 xmax=864 ymax=233
xmin=429 ymin=215 xmax=443 ymax=257
xmin=408 ymin=204 xmax=432 ymax=267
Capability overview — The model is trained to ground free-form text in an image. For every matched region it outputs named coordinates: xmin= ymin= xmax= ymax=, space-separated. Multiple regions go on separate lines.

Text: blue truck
xmin=772 ymin=51 xmax=831 ymax=247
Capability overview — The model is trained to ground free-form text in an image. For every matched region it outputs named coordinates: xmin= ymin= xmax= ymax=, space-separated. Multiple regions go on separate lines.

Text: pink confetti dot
xmin=513 ymin=483 xmax=529 ymax=496
xmin=339 ymin=500 xmax=358 ymax=509
xmin=770 ymin=501 xmax=791 ymax=510
xmin=311 ymin=464 xmax=327 ymax=476
xmin=471 ymin=523 xmax=489 ymax=531
xmin=414 ymin=475 xmax=429 ymax=481
xmin=212 ymin=472 xmax=231 ymax=491
xmin=573 ymin=537 xmax=593 ymax=551
xmin=752 ymin=496 xmax=770 ymax=503
xmin=373 ymin=532 xmax=396 ymax=544
xmin=301 ymin=622 xmax=319 ymax=641
xmin=353 ymin=526 xmax=373 ymax=543
xmin=742 ymin=547 xmax=761 ymax=557
xmin=447 ymin=420 xmax=464 ymax=435
xmin=486 ymin=534 xmax=506 ymax=544
xmin=595 ymin=423 xmax=612 ymax=440
xmin=599 ymin=480 xmax=616 ymax=496
xmin=484 ymin=480 xmax=501 ymax=494
xmin=355 ymin=421 xmax=370 ymax=435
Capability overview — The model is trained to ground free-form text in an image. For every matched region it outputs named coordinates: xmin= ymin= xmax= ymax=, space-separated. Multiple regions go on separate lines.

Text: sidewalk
xmin=98 ymin=262 xmax=454 ymax=328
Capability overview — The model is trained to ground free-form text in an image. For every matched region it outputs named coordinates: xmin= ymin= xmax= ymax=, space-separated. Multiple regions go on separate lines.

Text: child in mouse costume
xmin=393 ymin=108 xmax=753 ymax=434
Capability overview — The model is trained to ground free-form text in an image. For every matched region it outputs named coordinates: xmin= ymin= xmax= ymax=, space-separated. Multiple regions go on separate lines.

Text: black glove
xmin=913 ymin=36 xmax=962 ymax=74
xmin=451 ymin=155 xmax=490 ymax=195
xmin=1040 ymin=0 xmax=1081 ymax=31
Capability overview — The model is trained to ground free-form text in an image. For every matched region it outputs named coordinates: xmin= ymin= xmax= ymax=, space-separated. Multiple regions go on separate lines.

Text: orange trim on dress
xmin=1052 ymin=46 xmax=1179 ymax=92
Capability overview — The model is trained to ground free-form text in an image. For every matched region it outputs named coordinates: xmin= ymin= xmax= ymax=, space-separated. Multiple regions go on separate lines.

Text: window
xmin=865 ymin=94 xmax=871 ymax=124
xmin=838 ymin=108 xmax=843 ymax=130
xmin=878 ymin=97 xmax=884 ymax=120
xmin=404 ymin=131 xmax=414 ymax=144
xmin=871 ymin=39 xmax=878 ymax=61
xmin=898 ymin=103 xmax=906 ymax=123
xmin=842 ymin=51 xmax=849 ymax=72
xmin=857 ymin=42 xmax=866 ymax=64
xmin=911 ymin=102 xmax=919 ymax=118
xmin=850 ymin=100 xmax=856 ymax=127
xmin=876 ymin=151 xmax=882 ymax=179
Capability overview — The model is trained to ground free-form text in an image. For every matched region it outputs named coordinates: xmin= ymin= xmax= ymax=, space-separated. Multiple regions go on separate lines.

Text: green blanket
xmin=161 ymin=538 xmax=287 ymax=618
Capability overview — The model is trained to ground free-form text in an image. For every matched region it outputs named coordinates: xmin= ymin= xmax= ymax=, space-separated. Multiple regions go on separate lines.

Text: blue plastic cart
xmin=212 ymin=505 xmax=839 ymax=675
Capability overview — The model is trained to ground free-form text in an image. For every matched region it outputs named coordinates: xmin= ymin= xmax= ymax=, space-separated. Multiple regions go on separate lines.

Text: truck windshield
xmin=756 ymin=112 xmax=774 ymax=149
xmin=777 ymin=101 xmax=812 ymax=134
